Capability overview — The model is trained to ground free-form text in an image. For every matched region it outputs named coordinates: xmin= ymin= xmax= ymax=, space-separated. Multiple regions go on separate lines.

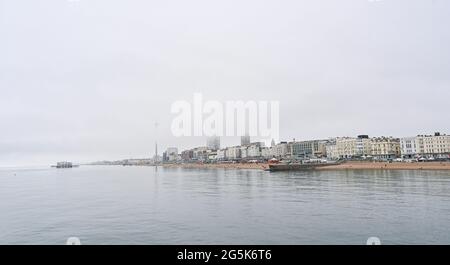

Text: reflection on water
xmin=1 ymin=166 xmax=450 ymax=244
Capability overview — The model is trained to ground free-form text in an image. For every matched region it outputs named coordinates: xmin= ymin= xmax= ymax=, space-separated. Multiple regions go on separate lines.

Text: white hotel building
xmin=400 ymin=132 xmax=450 ymax=159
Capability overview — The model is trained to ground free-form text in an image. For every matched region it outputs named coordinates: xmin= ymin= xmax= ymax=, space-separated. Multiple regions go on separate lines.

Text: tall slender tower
xmin=155 ymin=141 xmax=158 ymax=164
xmin=271 ymin=139 xmax=276 ymax=147
xmin=154 ymin=122 xmax=159 ymax=164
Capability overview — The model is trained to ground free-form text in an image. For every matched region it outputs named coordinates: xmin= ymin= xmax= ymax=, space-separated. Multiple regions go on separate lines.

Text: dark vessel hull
xmin=268 ymin=162 xmax=342 ymax=172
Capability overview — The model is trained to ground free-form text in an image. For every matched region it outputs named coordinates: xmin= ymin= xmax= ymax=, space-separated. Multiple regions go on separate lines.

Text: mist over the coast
xmin=1 ymin=0 xmax=449 ymax=166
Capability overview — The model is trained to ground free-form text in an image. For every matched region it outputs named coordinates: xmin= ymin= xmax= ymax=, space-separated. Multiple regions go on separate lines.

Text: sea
xmin=1 ymin=165 xmax=450 ymax=244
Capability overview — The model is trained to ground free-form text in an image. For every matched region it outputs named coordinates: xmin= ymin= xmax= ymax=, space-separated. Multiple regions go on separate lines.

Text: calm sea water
xmin=1 ymin=165 xmax=450 ymax=245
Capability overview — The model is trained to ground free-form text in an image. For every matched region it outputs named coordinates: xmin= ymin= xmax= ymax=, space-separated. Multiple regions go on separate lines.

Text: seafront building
xmin=240 ymin=145 xmax=248 ymax=159
xmin=216 ymin=149 xmax=226 ymax=161
xmin=261 ymin=147 xmax=272 ymax=159
xmin=324 ymin=135 xmax=399 ymax=160
xmin=400 ymin=132 xmax=450 ymax=159
xmin=326 ymin=137 xmax=364 ymax=159
xmin=336 ymin=137 xmax=360 ymax=158
xmin=163 ymin=147 xmax=179 ymax=162
xmin=226 ymin=146 xmax=241 ymax=160
xmin=207 ymin=151 xmax=217 ymax=161
xmin=171 ymin=132 xmax=449 ymax=163
xmin=181 ymin=149 xmax=194 ymax=161
xmin=400 ymin=137 xmax=418 ymax=158
xmin=370 ymin=137 xmax=401 ymax=159
xmin=355 ymin=135 xmax=371 ymax=156
xmin=192 ymin=147 xmax=209 ymax=161
xmin=272 ymin=142 xmax=289 ymax=159
xmin=247 ymin=142 xmax=264 ymax=158
xmin=289 ymin=139 xmax=327 ymax=159
xmin=325 ymin=139 xmax=338 ymax=159
xmin=238 ymin=142 xmax=265 ymax=160
xmin=206 ymin=136 xmax=220 ymax=150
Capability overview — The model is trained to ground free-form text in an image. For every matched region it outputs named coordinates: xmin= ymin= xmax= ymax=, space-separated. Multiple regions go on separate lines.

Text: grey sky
xmin=1 ymin=0 xmax=449 ymax=166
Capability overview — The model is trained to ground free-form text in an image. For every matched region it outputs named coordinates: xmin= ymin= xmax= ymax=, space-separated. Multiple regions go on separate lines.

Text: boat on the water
xmin=267 ymin=160 xmax=342 ymax=172
xmin=51 ymin=162 xmax=79 ymax=168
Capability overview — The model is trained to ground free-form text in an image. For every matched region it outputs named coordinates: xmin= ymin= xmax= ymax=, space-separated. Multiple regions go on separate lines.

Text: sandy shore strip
xmin=162 ymin=161 xmax=450 ymax=171
xmin=318 ymin=161 xmax=450 ymax=170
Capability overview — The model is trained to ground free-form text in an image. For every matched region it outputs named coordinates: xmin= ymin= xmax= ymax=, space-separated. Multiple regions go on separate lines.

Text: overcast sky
xmin=1 ymin=0 xmax=449 ymax=166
